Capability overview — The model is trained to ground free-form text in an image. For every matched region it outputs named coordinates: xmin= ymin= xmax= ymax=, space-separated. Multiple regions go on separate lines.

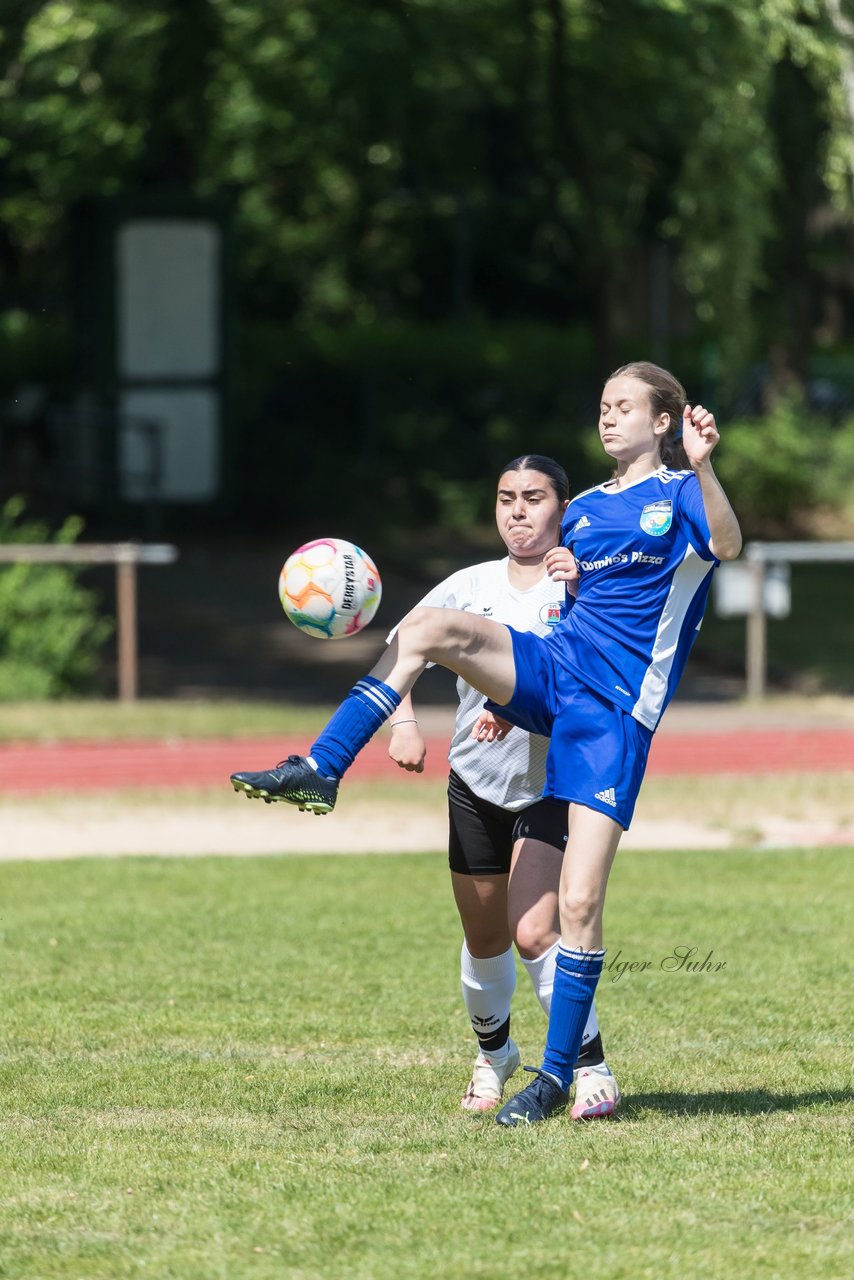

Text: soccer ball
xmin=278 ymin=538 xmax=382 ymax=639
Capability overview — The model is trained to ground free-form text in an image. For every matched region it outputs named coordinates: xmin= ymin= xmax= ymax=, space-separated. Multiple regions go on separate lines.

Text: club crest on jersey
xmin=539 ymin=601 xmax=563 ymax=627
xmin=639 ymin=500 xmax=672 ymax=536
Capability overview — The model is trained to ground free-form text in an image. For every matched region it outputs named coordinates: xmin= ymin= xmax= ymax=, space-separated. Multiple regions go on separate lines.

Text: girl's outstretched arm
xmin=682 ymin=403 xmax=743 ymax=561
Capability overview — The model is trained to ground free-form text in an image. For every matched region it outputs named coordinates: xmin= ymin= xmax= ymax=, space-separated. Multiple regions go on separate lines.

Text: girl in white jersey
xmin=386 ymin=457 xmax=619 ymax=1117
xmin=230 ymin=362 xmax=742 ymax=1129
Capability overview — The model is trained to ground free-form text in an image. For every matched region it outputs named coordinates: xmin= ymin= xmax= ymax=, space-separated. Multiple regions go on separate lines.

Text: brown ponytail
xmin=608 ymin=361 xmax=690 ymax=471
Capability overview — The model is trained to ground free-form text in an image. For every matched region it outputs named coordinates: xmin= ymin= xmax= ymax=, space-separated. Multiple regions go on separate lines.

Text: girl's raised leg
xmin=231 ymin=608 xmax=517 ymax=808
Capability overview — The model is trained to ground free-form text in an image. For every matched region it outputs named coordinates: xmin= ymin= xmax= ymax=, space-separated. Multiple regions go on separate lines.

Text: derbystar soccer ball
xmin=278 ymin=538 xmax=382 ymax=639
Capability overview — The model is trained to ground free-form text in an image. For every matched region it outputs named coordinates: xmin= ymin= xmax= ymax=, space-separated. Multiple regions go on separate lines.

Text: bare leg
xmin=452 ymin=871 xmax=520 ymax=1112
xmin=507 ymin=838 xmax=561 ymax=960
xmin=230 ymin=610 xmax=516 ymax=807
xmin=451 ymin=872 xmax=512 ymax=957
xmin=371 ymin=608 xmax=517 ymax=705
xmin=556 ymin=813 xmax=623 ymax=1114
xmin=509 ymin=835 xmax=609 ymax=1071
xmin=531 ymin=805 xmax=621 ymax=1091
xmin=559 ymin=805 xmax=623 ymax=949
xmin=495 ymin=809 xmax=627 ymax=1124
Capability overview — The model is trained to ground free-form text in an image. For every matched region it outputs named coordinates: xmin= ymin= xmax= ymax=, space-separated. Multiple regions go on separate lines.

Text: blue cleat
xmin=495 ymin=1066 xmax=568 ymax=1128
xmin=230 ymin=755 xmax=339 ymax=814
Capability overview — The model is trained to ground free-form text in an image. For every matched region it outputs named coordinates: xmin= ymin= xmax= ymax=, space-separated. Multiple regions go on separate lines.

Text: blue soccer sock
xmin=308 ymin=676 xmax=401 ymax=780
xmin=540 ymin=944 xmax=605 ymax=1091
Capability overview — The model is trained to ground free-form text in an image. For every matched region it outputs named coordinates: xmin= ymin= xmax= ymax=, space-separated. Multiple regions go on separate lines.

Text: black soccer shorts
xmin=447 ymin=769 xmax=568 ymax=876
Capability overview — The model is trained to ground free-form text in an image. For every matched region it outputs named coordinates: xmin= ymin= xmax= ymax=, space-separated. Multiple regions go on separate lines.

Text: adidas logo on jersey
xmin=573 ymin=515 xmax=591 ymax=531
xmin=594 ymin=787 xmax=617 ymax=808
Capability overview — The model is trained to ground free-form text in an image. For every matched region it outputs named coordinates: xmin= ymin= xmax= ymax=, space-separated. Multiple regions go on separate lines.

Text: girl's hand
xmin=544 ymin=545 xmax=579 ymax=585
xmin=388 ymin=722 xmax=426 ymax=772
xmin=682 ymin=403 xmax=720 ymax=468
xmin=471 ymin=709 xmax=513 ymax=742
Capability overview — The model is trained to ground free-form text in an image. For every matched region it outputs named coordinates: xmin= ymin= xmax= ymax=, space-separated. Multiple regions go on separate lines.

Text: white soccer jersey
xmin=390 ymin=559 xmax=566 ymax=810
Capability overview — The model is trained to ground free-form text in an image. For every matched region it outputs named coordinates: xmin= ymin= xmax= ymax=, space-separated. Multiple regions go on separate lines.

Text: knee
xmin=559 ymin=889 xmax=601 ymax=935
xmin=464 ymin=927 xmax=512 ymax=958
xmin=399 ymin=606 xmax=443 ymax=654
xmin=400 ymin=604 xmax=476 ymax=660
xmin=513 ymin=915 xmax=558 ymax=960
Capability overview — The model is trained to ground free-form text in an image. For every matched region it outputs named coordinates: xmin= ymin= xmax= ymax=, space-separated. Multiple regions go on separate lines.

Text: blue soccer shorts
xmin=484 ymin=625 xmax=653 ymax=830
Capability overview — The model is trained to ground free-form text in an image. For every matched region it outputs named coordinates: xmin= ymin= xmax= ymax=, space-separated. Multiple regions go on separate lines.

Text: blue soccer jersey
xmin=551 ymin=467 xmax=718 ymax=730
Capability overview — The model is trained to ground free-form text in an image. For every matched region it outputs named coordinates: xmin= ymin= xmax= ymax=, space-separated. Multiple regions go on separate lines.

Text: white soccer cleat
xmin=571 ymin=1063 xmax=621 ymax=1120
xmin=460 ymin=1039 xmax=521 ymax=1112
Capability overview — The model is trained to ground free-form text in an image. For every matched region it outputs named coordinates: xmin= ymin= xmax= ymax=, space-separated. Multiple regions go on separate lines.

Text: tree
xmin=1 ymin=0 xmax=853 ymax=379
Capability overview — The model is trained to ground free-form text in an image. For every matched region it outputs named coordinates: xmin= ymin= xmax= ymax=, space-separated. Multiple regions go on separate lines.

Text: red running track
xmin=0 ymin=729 xmax=853 ymax=794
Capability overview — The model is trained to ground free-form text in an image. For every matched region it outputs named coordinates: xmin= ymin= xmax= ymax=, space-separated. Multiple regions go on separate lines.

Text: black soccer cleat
xmin=495 ymin=1066 xmax=568 ymax=1128
xmin=230 ymin=755 xmax=339 ymax=814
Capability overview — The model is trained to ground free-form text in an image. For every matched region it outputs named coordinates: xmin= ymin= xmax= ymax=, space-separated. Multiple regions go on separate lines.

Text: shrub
xmin=819 ymin=415 xmax=854 ymax=523
xmin=0 ymin=498 xmax=114 ymax=700
xmin=712 ymin=397 xmax=847 ymax=536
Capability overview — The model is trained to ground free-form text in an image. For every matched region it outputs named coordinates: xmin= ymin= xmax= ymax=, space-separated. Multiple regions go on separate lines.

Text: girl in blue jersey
xmin=387 ymin=456 xmax=619 ymax=1119
xmin=231 ymin=361 xmax=742 ymax=1128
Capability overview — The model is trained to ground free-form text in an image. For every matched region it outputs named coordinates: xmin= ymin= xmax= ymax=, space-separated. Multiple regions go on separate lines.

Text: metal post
xmin=115 ymin=553 xmax=138 ymax=702
xmin=745 ymin=557 xmax=767 ymax=699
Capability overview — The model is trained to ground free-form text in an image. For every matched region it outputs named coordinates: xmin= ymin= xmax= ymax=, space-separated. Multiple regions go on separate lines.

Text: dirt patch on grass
xmin=3 ymin=771 xmax=853 ymax=860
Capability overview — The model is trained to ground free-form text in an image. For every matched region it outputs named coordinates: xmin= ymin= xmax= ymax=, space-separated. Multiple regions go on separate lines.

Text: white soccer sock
xmin=520 ymin=939 xmax=600 ymax=1045
xmin=520 ymin=939 xmax=558 ymax=1014
xmin=580 ymin=1061 xmax=613 ymax=1077
xmin=582 ymin=1002 xmax=600 ymax=1047
xmin=460 ymin=942 xmax=516 ymax=1054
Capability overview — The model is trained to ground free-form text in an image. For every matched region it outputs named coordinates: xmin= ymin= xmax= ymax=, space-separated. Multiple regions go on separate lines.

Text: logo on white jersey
xmin=573 ymin=515 xmax=591 ymax=532
xmin=539 ymin=600 xmax=563 ymax=627
xmin=639 ymin=500 xmax=672 ymax=536
xmin=594 ymin=787 xmax=617 ymax=808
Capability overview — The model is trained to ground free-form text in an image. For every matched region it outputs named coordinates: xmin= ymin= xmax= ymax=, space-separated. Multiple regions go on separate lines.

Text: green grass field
xmin=1 ymin=848 xmax=851 ymax=1279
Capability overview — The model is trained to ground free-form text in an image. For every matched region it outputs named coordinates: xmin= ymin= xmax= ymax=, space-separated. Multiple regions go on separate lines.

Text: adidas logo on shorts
xmin=594 ymin=787 xmax=617 ymax=808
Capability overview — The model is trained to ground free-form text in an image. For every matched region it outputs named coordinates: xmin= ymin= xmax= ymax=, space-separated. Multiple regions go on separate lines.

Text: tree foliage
xmin=0 ymin=498 xmax=114 ymax=699
xmin=1 ymin=1 xmax=853 ymax=371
